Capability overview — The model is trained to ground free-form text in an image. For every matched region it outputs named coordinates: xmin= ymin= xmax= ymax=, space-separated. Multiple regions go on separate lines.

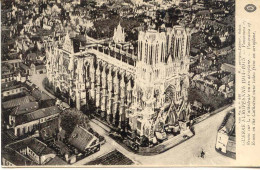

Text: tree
xmin=210 ymin=36 xmax=221 ymax=47
xmin=60 ymin=109 xmax=90 ymax=136
xmin=55 ymin=87 xmax=62 ymax=98
xmin=60 ymin=114 xmax=78 ymax=136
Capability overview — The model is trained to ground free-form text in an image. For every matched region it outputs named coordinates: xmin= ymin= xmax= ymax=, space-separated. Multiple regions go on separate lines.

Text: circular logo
xmin=244 ymin=4 xmax=257 ymax=12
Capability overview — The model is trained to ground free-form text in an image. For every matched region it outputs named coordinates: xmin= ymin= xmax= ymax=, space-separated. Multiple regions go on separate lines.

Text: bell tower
xmin=134 ymin=30 xmax=168 ymax=116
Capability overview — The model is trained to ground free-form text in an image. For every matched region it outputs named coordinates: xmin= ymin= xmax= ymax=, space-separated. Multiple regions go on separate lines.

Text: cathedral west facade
xmin=46 ymin=25 xmax=192 ymax=144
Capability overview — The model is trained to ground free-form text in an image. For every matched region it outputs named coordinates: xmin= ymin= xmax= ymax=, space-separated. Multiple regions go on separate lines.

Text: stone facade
xmin=46 ymin=25 xmax=192 ymax=143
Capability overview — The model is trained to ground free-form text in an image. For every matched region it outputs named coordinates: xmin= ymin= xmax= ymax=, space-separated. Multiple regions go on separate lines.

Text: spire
xmin=113 ymin=22 xmax=125 ymax=44
xmin=63 ymin=31 xmax=74 ymax=53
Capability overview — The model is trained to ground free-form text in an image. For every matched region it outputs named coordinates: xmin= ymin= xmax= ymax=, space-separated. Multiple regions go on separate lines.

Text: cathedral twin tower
xmin=132 ymin=26 xmax=191 ymax=140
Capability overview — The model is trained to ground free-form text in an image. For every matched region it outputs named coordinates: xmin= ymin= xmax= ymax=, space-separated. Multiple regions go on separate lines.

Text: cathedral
xmin=46 ymin=25 xmax=192 ymax=144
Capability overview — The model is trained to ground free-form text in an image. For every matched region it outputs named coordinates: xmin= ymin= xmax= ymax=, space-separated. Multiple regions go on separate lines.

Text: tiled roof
xmin=29 ymin=139 xmax=49 ymax=155
xmin=45 ymin=156 xmax=68 ymax=165
xmin=27 ymin=53 xmax=37 ymax=61
xmin=2 ymin=95 xmax=36 ymax=110
xmin=16 ymin=106 xmax=61 ymax=126
xmin=54 ymin=140 xmax=70 ymax=155
xmin=40 ymin=99 xmax=56 ymax=108
xmin=1 ymin=81 xmax=20 ymax=91
xmin=35 ymin=64 xmax=46 ymax=70
xmin=20 ymin=63 xmax=30 ymax=70
xmin=224 ymin=112 xmax=235 ymax=135
xmin=68 ymin=126 xmax=96 ymax=152
xmin=32 ymin=88 xmax=52 ymax=100
xmin=7 ymin=137 xmax=56 ymax=157
xmin=6 ymin=137 xmax=31 ymax=151
xmin=2 ymin=148 xmax=36 ymax=166
xmin=221 ymin=63 xmax=235 ymax=74
xmin=200 ymin=59 xmax=212 ymax=67
xmin=1 ymin=65 xmax=12 ymax=74
xmin=2 ymin=130 xmax=18 ymax=147
xmin=10 ymin=102 xmax=39 ymax=116
xmin=31 ymin=88 xmax=52 ymax=101
xmin=219 ymin=110 xmax=235 ymax=135
xmin=86 ymin=150 xmax=134 ymax=165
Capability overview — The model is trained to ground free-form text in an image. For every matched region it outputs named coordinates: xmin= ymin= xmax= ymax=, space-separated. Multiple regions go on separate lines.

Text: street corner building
xmin=46 ymin=25 xmax=192 ymax=145
xmin=215 ymin=109 xmax=236 ymax=159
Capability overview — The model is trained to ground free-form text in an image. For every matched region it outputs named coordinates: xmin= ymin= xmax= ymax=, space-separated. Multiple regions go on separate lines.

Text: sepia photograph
xmin=1 ymin=0 xmax=258 ymax=167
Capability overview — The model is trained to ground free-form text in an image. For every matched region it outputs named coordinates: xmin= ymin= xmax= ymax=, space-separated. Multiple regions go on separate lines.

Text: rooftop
xmin=1 ymin=81 xmax=23 ymax=92
xmin=6 ymin=137 xmax=56 ymax=157
xmin=2 ymin=95 xmax=36 ymax=110
xmin=45 ymin=156 xmax=68 ymax=165
xmin=35 ymin=64 xmax=46 ymax=70
xmin=31 ymin=139 xmax=56 ymax=156
xmin=68 ymin=125 xmax=96 ymax=152
xmin=221 ymin=63 xmax=235 ymax=74
xmin=16 ymin=106 xmax=61 ymax=126
xmin=31 ymin=88 xmax=52 ymax=101
xmin=219 ymin=109 xmax=235 ymax=136
xmin=20 ymin=63 xmax=30 ymax=70
xmin=86 ymin=150 xmax=134 ymax=165
xmin=10 ymin=102 xmax=39 ymax=116
xmin=2 ymin=148 xmax=36 ymax=166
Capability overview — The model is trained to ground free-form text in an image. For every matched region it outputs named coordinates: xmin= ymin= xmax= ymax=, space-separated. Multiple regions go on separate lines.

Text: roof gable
xmin=68 ymin=126 xmax=96 ymax=152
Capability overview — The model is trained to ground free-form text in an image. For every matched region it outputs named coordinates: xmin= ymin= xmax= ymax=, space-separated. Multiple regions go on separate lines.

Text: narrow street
xmin=30 ymin=74 xmax=236 ymax=166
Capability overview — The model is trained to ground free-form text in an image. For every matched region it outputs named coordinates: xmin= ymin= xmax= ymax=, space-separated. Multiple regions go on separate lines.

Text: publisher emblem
xmin=245 ymin=4 xmax=257 ymax=12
